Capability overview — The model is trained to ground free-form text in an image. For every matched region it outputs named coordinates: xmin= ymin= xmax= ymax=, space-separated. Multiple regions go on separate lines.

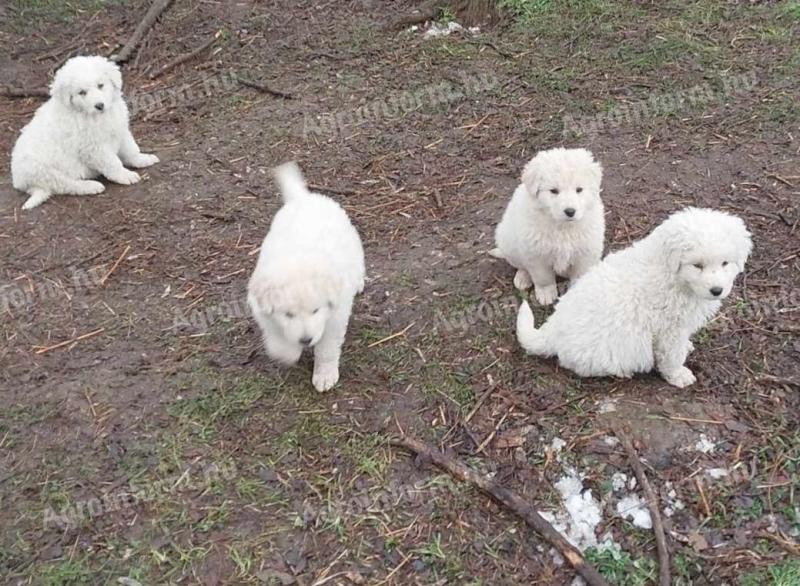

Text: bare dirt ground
xmin=1 ymin=1 xmax=798 ymax=584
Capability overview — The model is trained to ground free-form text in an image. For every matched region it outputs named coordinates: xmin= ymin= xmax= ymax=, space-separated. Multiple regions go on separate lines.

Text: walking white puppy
xmin=11 ymin=55 xmax=158 ymax=210
xmin=517 ymin=207 xmax=752 ymax=388
xmin=493 ymin=148 xmax=604 ymax=305
xmin=248 ymin=162 xmax=365 ymax=392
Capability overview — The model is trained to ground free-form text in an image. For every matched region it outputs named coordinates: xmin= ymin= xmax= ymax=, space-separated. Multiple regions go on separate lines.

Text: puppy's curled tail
xmin=516 ymin=301 xmax=547 ymax=355
xmin=273 ymin=161 xmax=309 ymax=203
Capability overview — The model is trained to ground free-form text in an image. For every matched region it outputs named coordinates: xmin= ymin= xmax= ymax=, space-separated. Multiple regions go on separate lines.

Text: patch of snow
xmin=602 ymin=435 xmax=620 ymax=447
xmin=706 ymin=468 xmax=729 ymax=479
xmin=538 ymin=469 xmax=605 ymax=551
xmin=663 ymin=482 xmax=686 ymax=518
xmin=551 ymin=437 xmax=567 ymax=453
xmin=617 ymin=494 xmax=652 ymax=529
xmin=611 ymin=472 xmax=628 ymax=492
xmin=423 ymin=22 xmax=479 ymax=37
xmin=598 ymin=398 xmax=617 ymax=413
xmin=694 ymin=434 xmax=716 ymax=453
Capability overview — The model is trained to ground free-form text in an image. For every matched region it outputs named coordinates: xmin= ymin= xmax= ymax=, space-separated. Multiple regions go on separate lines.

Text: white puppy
xmin=493 ymin=148 xmax=604 ymax=305
xmin=11 ymin=55 xmax=158 ymax=210
xmin=248 ymin=162 xmax=365 ymax=392
xmin=517 ymin=207 xmax=752 ymax=388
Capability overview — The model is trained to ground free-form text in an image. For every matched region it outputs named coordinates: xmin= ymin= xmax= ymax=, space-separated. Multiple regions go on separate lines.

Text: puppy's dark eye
xmin=97 ymin=83 xmax=104 ymax=89
xmin=576 ymin=187 xmax=583 ymax=193
xmin=312 ymin=308 xmax=320 ymax=314
xmin=550 ymin=188 xmax=559 ymax=195
xmin=285 ymin=311 xmax=295 ymax=319
xmin=693 ymin=263 xmax=704 ymax=270
xmin=78 ymin=90 xmax=87 ymax=96
xmin=722 ymin=261 xmax=729 ymax=267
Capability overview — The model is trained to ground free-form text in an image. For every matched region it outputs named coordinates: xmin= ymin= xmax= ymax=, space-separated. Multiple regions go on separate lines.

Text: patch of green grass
xmin=40 ymin=556 xmax=93 ymax=585
xmin=416 ymin=533 xmax=447 ymax=562
xmin=344 ymin=433 xmax=390 ymax=480
xmin=169 ymin=374 xmax=280 ymax=438
xmin=436 ymin=5 xmax=457 ymax=25
xmin=740 ymin=559 xmax=800 ymax=586
xmin=227 ymin=544 xmax=254 ymax=579
xmin=585 ymin=547 xmax=657 ymax=586
xmin=780 ymin=0 xmax=800 ymax=20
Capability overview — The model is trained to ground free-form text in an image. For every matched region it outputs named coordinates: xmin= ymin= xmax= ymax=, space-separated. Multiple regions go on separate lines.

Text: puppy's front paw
xmin=312 ymin=363 xmax=339 ymax=392
xmin=130 ymin=153 xmax=159 ymax=168
xmin=534 ymin=284 xmax=558 ymax=306
xmin=664 ymin=366 xmax=696 ymax=388
xmin=513 ymin=270 xmax=533 ymax=290
xmin=111 ymin=170 xmax=141 ymax=185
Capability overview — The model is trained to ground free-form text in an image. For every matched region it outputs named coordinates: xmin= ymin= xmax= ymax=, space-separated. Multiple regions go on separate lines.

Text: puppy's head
xmin=657 ymin=207 xmax=752 ymax=300
xmin=521 ymin=147 xmax=603 ymax=223
xmin=248 ymin=263 xmax=340 ymax=348
xmin=51 ymin=56 xmax=122 ymax=115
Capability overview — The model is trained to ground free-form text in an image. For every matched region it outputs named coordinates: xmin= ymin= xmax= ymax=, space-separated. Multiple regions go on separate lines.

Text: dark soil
xmin=1 ymin=1 xmax=798 ymax=585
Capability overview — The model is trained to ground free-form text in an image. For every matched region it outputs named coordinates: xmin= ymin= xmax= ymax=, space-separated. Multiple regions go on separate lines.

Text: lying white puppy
xmin=492 ymin=148 xmax=604 ymax=305
xmin=11 ymin=55 xmax=158 ymax=210
xmin=248 ymin=162 xmax=365 ymax=392
xmin=517 ymin=207 xmax=752 ymax=388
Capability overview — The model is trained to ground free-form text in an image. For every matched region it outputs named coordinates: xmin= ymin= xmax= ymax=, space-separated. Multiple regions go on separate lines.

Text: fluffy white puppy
xmin=517 ymin=207 xmax=752 ymax=388
xmin=11 ymin=55 xmax=158 ymax=210
xmin=492 ymin=148 xmax=604 ymax=305
xmin=248 ymin=162 xmax=365 ymax=392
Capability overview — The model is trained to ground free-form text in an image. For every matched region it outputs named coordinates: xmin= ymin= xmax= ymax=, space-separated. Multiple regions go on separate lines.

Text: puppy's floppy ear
xmin=585 ymin=154 xmax=603 ymax=190
xmin=105 ymin=59 xmax=123 ymax=91
xmin=247 ymin=278 xmax=275 ymax=315
xmin=521 ymin=156 xmax=542 ymax=197
xmin=729 ymin=216 xmax=753 ymax=268
xmin=658 ymin=221 xmax=697 ymax=273
xmin=49 ymin=71 xmax=73 ymax=108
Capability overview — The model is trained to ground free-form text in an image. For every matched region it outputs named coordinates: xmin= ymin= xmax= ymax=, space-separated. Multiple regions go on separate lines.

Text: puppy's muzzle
xmin=709 ymin=286 xmax=723 ymax=297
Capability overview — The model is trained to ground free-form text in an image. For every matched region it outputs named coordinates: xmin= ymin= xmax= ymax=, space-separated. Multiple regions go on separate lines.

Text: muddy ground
xmin=1 ymin=1 xmax=798 ymax=584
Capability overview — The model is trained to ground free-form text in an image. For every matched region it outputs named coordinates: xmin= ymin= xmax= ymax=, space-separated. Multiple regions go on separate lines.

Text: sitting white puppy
xmin=11 ymin=55 xmax=158 ymax=210
xmin=248 ymin=162 xmax=365 ymax=392
xmin=492 ymin=148 xmax=604 ymax=305
xmin=517 ymin=207 xmax=752 ymax=388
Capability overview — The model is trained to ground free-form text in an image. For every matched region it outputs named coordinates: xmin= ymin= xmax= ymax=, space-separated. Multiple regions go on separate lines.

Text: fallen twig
xmin=614 ymin=426 xmax=670 ymax=586
xmin=1 ymin=87 xmax=49 ymax=99
xmin=112 ymin=0 xmax=174 ymax=63
xmin=384 ymin=0 xmax=444 ymax=30
xmin=34 ymin=328 xmax=106 ymax=355
xmin=391 ymin=435 xmax=609 ymax=586
xmin=308 ymin=184 xmax=357 ymax=197
xmin=234 ymin=75 xmax=295 ymax=100
xmin=367 ymin=322 xmax=414 ymax=348
xmin=150 ymin=32 xmax=219 ymax=79
xmin=100 ymin=245 xmax=131 ymax=286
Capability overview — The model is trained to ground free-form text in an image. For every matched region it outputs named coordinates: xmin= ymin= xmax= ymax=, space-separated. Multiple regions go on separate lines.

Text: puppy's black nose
xmin=300 ymin=336 xmax=312 ymax=345
xmin=710 ymin=286 xmax=723 ymax=297
xmin=564 ymin=208 xmax=576 ymax=217
xmin=94 ymin=102 xmax=105 ymax=111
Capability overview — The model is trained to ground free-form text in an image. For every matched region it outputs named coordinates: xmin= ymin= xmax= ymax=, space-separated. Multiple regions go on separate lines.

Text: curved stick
xmin=391 ymin=435 xmax=609 ymax=586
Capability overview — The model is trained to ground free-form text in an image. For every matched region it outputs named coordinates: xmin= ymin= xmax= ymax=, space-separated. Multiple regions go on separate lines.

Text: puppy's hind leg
xmin=21 ymin=188 xmax=53 ymax=210
xmin=67 ymin=179 xmax=106 ymax=195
